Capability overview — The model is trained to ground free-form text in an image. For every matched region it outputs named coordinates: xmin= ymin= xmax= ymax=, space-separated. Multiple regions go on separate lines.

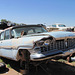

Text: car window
xmin=52 ymin=25 xmax=56 ymax=27
xmin=5 ymin=30 xmax=10 ymax=40
xmin=35 ymin=27 xmax=44 ymax=33
xmin=58 ymin=25 xmax=66 ymax=27
xmin=28 ymin=29 xmax=34 ymax=34
xmin=0 ymin=32 xmax=4 ymax=40
xmin=12 ymin=26 xmax=47 ymax=38
xmin=11 ymin=30 xmax=15 ymax=38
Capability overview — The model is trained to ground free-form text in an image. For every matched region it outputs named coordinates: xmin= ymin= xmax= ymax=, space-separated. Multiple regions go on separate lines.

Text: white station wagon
xmin=0 ymin=25 xmax=75 ymax=74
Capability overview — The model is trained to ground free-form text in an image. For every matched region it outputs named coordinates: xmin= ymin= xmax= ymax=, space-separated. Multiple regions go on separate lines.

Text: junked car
xmin=0 ymin=25 xmax=75 ymax=74
xmin=47 ymin=24 xmax=69 ymax=31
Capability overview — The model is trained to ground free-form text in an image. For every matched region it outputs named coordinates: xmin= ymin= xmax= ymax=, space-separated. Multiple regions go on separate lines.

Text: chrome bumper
xmin=30 ymin=48 xmax=75 ymax=61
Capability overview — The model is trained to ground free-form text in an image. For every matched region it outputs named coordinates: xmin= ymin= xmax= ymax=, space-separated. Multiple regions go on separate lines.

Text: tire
xmin=0 ymin=62 xmax=6 ymax=72
xmin=19 ymin=50 xmax=30 ymax=75
xmin=20 ymin=61 xmax=29 ymax=75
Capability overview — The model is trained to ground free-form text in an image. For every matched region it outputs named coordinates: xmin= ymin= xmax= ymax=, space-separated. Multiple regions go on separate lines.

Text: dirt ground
xmin=0 ymin=69 xmax=21 ymax=75
xmin=0 ymin=58 xmax=75 ymax=75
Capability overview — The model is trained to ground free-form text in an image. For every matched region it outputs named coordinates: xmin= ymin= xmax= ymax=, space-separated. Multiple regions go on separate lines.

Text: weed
xmin=0 ymin=59 xmax=3 ymax=62
xmin=7 ymin=64 xmax=11 ymax=68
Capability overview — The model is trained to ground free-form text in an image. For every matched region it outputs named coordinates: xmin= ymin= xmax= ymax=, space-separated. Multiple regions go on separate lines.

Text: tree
xmin=1 ymin=19 xmax=8 ymax=24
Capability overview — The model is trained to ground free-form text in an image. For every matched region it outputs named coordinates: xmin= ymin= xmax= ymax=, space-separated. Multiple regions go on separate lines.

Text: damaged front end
xmin=30 ymin=31 xmax=75 ymax=61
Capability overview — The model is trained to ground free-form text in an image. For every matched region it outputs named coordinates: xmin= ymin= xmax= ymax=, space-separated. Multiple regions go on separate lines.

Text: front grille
xmin=40 ymin=38 xmax=75 ymax=52
xmin=67 ymin=38 xmax=75 ymax=47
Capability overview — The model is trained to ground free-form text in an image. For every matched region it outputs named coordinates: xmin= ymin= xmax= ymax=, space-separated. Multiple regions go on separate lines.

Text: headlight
xmin=34 ymin=41 xmax=44 ymax=47
xmin=44 ymin=40 xmax=50 ymax=46
xmin=34 ymin=40 xmax=51 ymax=47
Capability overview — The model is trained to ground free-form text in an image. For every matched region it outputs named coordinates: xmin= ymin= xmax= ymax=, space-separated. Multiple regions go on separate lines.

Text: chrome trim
xmin=0 ymin=45 xmax=33 ymax=50
xmin=30 ymin=48 xmax=75 ymax=61
xmin=56 ymin=37 xmax=75 ymax=40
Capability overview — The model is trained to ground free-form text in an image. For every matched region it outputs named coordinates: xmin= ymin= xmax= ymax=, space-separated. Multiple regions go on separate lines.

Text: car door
xmin=1 ymin=30 xmax=14 ymax=59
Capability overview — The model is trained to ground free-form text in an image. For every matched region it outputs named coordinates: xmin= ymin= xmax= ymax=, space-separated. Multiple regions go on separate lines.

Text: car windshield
xmin=58 ymin=25 xmax=66 ymax=27
xmin=12 ymin=26 xmax=47 ymax=38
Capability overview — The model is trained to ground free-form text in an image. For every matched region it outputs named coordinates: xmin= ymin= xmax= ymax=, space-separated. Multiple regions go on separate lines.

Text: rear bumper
xmin=30 ymin=48 xmax=75 ymax=61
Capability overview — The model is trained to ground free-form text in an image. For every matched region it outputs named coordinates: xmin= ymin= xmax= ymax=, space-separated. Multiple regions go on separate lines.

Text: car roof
xmin=12 ymin=24 xmax=42 ymax=28
xmin=0 ymin=25 xmax=42 ymax=32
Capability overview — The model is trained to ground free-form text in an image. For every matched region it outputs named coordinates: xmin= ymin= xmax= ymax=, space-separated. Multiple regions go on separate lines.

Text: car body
xmin=0 ymin=25 xmax=75 ymax=62
xmin=0 ymin=24 xmax=75 ymax=74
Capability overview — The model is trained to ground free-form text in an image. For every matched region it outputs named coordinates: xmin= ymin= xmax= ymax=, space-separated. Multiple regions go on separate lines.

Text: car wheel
xmin=20 ymin=61 xmax=29 ymax=75
xmin=0 ymin=62 xmax=6 ymax=72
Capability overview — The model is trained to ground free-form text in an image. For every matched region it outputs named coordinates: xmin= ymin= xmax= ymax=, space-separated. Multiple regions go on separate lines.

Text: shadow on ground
xmin=1 ymin=57 xmax=75 ymax=75
xmin=0 ymin=68 xmax=9 ymax=74
xmin=0 ymin=57 xmax=20 ymax=72
xmin=0 ymin=67 xmax=9 ymax=74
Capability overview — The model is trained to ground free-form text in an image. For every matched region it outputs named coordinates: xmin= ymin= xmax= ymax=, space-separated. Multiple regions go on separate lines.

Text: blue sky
xmin=0 ymin=0 xmax=75 ymax=27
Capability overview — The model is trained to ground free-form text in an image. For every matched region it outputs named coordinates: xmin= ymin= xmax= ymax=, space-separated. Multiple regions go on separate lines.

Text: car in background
xmin=47 ymin=24 xmax=69 ymax=31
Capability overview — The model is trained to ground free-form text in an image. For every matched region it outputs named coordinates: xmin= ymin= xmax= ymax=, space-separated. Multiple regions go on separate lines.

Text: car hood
xmin=19 ymin=31 xmax=75 ymax=46
xmin=41 ymin=31 xmax=75 ymax=39
xmin=25 ymin=31 xmax=75 ymax=40
xmin=17 ymin=31 xmax=75 ymax=48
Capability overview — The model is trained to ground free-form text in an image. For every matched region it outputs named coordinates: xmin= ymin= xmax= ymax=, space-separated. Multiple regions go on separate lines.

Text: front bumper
xmin=30 ymin=48 xmax=75 ymax=61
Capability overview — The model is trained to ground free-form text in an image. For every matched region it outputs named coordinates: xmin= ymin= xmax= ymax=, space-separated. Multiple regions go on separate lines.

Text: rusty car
xmin=0 ymin=24 xmax=75 ymax=74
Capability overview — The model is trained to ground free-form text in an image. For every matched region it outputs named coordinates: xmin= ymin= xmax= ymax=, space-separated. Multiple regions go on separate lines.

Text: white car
xmin=47 ymin=24 xmax=69 ymax=31
xmin=0 ymin=25 xmax=75 ymax=74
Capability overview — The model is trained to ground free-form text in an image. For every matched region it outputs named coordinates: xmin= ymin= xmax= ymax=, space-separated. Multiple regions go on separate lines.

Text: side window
xmin=52 ymin=25 xmax=56 ymax=27
xmin=0 ymin=32 xmax=4 ymax=40
xmin=5 ymin=30 xmax=10 ymax=40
